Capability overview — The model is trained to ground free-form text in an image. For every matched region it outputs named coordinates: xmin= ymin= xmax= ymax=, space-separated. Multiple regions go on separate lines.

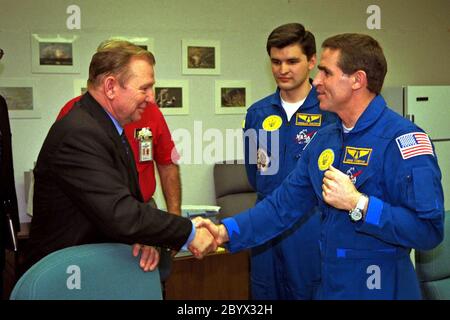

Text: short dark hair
xmin=322 ymin=33 xmax=387 ymax=95
xmin=88 ymin=40 xmax=155 ymax=89
xmin=266 ymin=23 xmax=316 ymax=60
xmin=0 ymin=48 xmax=4 ymax=60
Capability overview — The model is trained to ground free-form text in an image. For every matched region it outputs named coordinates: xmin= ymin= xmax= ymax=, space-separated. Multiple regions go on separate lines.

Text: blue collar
xmin=104 ymin=110 xmax=124 ymax=136
xmin=338 ymin=95 xmax=387 ymax=134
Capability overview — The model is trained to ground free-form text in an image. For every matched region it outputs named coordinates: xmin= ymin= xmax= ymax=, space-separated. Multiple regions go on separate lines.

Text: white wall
xmin=0 ymin=0 xmax=449 ymax=222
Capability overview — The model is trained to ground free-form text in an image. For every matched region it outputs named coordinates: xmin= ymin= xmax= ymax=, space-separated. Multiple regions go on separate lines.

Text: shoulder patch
xmin=262 ymin=115 xmax=282 ymax=131
xmin=395 ymin=132 xmax=434 ymax=159
xmin=318 ymin=148 xmax=335 ymax=171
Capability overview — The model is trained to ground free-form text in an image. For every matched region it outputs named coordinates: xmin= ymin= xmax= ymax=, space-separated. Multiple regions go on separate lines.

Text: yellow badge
xmin=343 ymin=147 xmax=372 ymax=166
xmin=242 ymin=119 xmax=246 ymax=129
xmin=262 ymin=115 xmax=282 ymax=131
xmin=318 ymin=149 xmax=335 ymax=171
xmin=295 ymin=113 xmax=322 ymax=127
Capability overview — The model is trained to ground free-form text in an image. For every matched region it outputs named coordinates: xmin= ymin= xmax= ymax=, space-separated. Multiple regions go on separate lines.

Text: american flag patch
xmin=395 ymin=132 xmax=434 ymax=160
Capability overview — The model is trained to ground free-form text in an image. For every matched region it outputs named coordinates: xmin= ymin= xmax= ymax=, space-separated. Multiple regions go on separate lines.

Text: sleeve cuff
xmin=181 ymin=220 xmax=196 ymax=251
xmin=364 ymin=196 xmax=383 ymax=226
xmin=222 ymin=217 xmax=240 ymax=239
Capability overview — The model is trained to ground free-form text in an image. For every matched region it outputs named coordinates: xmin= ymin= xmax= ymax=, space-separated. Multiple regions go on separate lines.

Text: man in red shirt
xmin=57 ymin=97 xmax=181 ymax=281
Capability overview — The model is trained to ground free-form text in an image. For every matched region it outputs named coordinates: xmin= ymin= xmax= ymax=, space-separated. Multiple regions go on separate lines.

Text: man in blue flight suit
xmin=197 ymin=33 xmax=444 ymax=299
xmin=243 ymin=23 xmax=336 ymax=300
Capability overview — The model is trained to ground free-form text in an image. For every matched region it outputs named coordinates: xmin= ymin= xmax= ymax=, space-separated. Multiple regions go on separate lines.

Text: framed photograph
xmin=0 ymin=78 xmax=40 ymax=118
xmin=182 ymin=39 xmax=220 ymax=75
xmin=107 ymin=36 xmax=155 ymax=53
xmin=31 ymin=34 xmax=80 ymax=74
xmin=73 ymin=79 xmax=88 ymax=96
xmin=215 ymin=80 xmax=251 ymax=114
xmin=154 ymin=80 xmax=189 ymax=115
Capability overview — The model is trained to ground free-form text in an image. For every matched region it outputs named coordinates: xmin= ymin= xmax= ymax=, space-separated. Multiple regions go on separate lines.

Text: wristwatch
xmin=349 ymin=193 xmax=368 ymax=222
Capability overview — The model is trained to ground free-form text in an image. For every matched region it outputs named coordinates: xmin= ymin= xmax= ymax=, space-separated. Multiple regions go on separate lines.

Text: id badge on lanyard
xmin=136 ymin=127 xmax=153 ymax=162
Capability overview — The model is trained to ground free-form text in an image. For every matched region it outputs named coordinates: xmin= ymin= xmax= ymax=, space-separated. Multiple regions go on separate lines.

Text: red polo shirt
xmin=56 ymin=96 xmax=179 ymax=202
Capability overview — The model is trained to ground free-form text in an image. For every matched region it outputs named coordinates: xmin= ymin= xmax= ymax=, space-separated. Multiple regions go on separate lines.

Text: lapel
xmin=78 ymin=93 xmax=143 ymax=201
xmin=120 ymin=133 xmax=141 ymax=183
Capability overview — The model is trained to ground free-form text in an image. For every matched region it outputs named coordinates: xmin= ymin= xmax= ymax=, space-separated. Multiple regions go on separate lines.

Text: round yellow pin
xmin=318 ymin=148 xmax=335 ymax=171
xmin=262 ymin=115 xmax=282 ymax=131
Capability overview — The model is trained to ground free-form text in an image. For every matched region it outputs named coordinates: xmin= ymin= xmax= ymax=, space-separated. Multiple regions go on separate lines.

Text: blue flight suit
xmin=243 ymin=85 xmax=337 ymax=299
xmin=229 ymin=95 xmax=444 ymax=299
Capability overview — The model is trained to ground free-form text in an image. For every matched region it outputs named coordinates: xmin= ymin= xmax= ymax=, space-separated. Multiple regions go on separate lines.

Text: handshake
xmin=188 ymin=217 xmax=230 ymax=259
xmin=133 ymin=218 xmax=230 ymax=272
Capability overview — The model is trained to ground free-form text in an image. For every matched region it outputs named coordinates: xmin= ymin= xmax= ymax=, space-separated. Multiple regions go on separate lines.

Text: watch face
xmin=350 ymin=210 xmax=362 ymax=221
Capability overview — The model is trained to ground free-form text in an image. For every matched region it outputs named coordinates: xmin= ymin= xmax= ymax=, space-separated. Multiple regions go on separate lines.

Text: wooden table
xmin=165 ymin=250 xmax=250 ymax=300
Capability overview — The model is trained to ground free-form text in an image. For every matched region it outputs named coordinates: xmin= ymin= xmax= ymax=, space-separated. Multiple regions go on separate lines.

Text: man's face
xmin=113 ymin=57 xmax=155 ymax=125
xmin=313 ymin=48 xmax=353 ymax=113
xmin=270 ymin=43 xmax=315 ymax=94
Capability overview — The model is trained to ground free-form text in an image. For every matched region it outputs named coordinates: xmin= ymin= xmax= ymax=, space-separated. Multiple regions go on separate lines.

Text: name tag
xmin=139 ymin=140 xmax=153 ymax=162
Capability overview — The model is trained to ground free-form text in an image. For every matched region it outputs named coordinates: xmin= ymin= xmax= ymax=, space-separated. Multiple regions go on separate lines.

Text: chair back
xmin=415 ymin=212 xmax=450 ymax=299
xmin=10 ymin=243 xmax=162 ymax=300
xmin=214 ymin=161 xmax=257 ymax=218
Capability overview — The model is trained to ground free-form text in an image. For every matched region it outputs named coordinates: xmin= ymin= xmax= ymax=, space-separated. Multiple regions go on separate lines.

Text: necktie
xmin=120 ymin=131 xmax=136 ymax=170
xmin=120 ymin=131 xmax=141 ymax=199
xmin=120 ymin=131 xmax=131 ymax=156
xmin=120 ymin=130 xmax=137 ymax=170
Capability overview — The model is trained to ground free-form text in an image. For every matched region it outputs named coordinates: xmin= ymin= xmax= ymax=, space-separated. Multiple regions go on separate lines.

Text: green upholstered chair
xmin=415 ymin=212 xmax=450 ymax=299
xmin=10 ymin=243 xmax=162 ymax=300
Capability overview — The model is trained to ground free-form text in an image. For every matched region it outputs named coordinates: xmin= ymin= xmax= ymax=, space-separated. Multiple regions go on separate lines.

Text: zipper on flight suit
xmin=322 ymin=126 xmax=345 ymax=278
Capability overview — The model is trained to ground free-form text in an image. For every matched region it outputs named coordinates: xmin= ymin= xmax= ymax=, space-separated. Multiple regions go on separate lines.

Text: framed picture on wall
xmin=107 ymin=36 xmax=155 ymax=53
xmin=215 ymin=80 xmax=251 ymax=114
xmin=154 ymin=80 xmax=189 ymax=115
xmin=182 ymin=39 xmax=220 ymax=75
xmin=31 ymin=34 xmax=80 ymax=74
xmin=73 ymin=79 xmax=88 ymax=96
xmin=0 ymin=78 xmax=40 ymax=118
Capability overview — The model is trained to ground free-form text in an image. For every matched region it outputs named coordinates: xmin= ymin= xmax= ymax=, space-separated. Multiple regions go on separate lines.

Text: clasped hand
xmin=188 ymin=217 xmax=229 ymax=259
xmin=322 ymin=165 xmax=361 ymax=211
xmin=132 ymin=219 xmax=225 ymax=268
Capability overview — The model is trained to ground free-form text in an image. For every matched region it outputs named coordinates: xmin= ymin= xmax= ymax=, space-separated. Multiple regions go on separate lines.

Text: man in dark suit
xmin=1 ymin=47 xmax=21 ymax=298
xmin=26 ymin=40 xmax=216 ymax=270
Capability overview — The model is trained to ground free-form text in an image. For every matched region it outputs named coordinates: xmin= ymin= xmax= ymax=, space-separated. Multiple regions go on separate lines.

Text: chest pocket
xmin=401 ymin=166 xmax=440 ymax=216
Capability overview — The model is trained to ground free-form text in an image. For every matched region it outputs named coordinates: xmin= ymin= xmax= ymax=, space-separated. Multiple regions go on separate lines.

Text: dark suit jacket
xmin=27 ymin=93 xmax=191 ymax=268
xmin=1 ymin=95 xmax=20 ymax=266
